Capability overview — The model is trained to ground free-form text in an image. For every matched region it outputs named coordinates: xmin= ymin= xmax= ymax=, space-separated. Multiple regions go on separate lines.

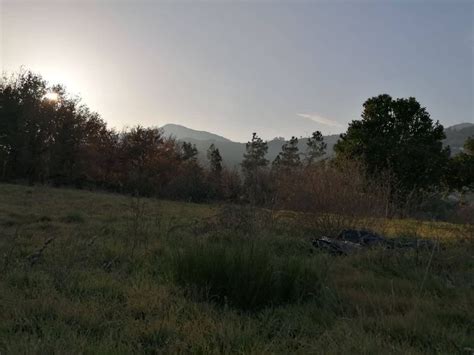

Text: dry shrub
xmin=273 ymin=160 xmax=393 ymax=235
xmin=220 ymin=168 xmax=242 ymax=201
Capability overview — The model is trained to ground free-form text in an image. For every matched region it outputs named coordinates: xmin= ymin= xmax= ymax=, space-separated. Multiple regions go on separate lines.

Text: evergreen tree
xmin=273 ymin=136 xmax=301 ymax=170
xmin=206 ymin=144 xmax=223 ymax=199
xmin=241 ymin=133 xmax=269 ymax=203
xmin=181 ymin=142 xmax=198 ymax=161
xmin=207 ymin=143 xmax=222 ymax=177
xmin=305 ymin=131 xmax=326 ymax=165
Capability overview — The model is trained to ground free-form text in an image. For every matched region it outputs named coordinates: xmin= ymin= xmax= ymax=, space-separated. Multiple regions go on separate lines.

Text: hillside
xmin=0 ymin=183 xmax=472 ymax=353
xmin=161 ymin=122 xmax=473 ymax=167
xmin=161 ymin=123 xmax=232 ymax=143
xmin=444 ymin=122 xmax=474 ymax=155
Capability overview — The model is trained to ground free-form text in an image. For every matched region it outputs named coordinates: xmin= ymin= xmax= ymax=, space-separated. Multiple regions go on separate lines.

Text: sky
xmin=2 ymin=0 xmax=473 ymax=142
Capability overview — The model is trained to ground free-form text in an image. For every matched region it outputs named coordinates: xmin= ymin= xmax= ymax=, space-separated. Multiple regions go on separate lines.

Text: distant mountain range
xmin=161 ymin=122 xmax=474 ymax=167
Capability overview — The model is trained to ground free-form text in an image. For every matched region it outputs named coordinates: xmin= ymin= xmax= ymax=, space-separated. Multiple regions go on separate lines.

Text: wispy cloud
xmin=297 ymin=113 xmax=344 ymax=128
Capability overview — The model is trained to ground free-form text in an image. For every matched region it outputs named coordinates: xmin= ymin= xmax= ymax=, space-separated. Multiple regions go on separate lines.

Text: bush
xmin=274 ymin=160 xmax=392 ymax=219
xmin=168 ymin=240 xmax=321 ymax=311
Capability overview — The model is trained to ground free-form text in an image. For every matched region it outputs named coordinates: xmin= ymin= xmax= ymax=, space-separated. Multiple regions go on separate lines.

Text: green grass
xmin=169 ymin=239 xmax=324 ymax=310
xmin=0 ymin=183 xmax=472 ymax=353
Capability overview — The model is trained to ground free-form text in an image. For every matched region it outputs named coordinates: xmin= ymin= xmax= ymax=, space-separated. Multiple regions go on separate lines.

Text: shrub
xmin=168 ymin=240 xmax=321 ymax=311
xmin=274 ymin=160 xmax=392 ymax=219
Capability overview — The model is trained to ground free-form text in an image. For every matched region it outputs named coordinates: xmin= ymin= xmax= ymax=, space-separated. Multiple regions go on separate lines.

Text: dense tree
xmin=0 ymin=71 xmax=94 ymax=184
xmin=0 ymin=70 xmax=211 ymax=201
xmin=334 ymin=94 xmax=450 ymax=197
xmin=305 ymin=131 xmax=326 ymax=165
xmin=118 ymin=126 xmax=166 ymax=195
xmin=48 ymin=90 xmax=90 ymax=186
xmin=79 ymin=115 xmax=118 ymax=188
xmin=1 ymin=71 xmax=45 ymax=180
xmin=164 ymin=140 xmax=207 ymax=201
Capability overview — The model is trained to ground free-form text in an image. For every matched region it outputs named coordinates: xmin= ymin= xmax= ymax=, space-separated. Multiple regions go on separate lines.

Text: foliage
xmin=445 ymin=136 xmax=474 ymax=191
xmin=272 ymin=136 xmax=301 ymax=171
xmin=2 ymin=70 xmax=472 ymax=215
xmin=241 ymin=133 xmax=270 ymax=204
xmin=241 ymin=133 xmax=269 ymax=172
xmin=464 ymin=136 xmax=474 ymax=155
xmin=305 ymin=130 xmax=327 ymax=165
xmin=334 ymin=94 xmax=450 ymax=198
xmin=207 ymin=143 xmax=223 ymax=177
xmin=273 ymin=159 xmax=393 ymax=222
xmin=180 ymin=141 xmax=198 ymax=161
xmin=0 ymin=70 xmax=218 ymax=201
xmin=206 ymin=144 xmax=223 ymax=199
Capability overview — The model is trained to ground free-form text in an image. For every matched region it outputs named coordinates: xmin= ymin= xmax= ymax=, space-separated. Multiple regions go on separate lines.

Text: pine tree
xmin=305 ymin=131 xmax=326 ymax=165
xmin=241 ymin=133 xmax=269 ymax=204
xmin=181 ymin=142 xmax=198 ymax=161
xmin=206 ymin=144 xmax=223 ymax=199
xmin=207 ymin=143 xmax=222 ymax=177
xmin=273 ymin=136 xmax=301 ymax=170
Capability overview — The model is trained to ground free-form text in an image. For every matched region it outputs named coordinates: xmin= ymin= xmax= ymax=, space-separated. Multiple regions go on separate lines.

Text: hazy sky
xmin=2 ymin=0 xmax=473 ymax=142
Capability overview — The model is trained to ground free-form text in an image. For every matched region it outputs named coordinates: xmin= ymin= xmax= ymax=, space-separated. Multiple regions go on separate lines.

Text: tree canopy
xmin=241 ymin=133 xmax=269 ymax=204
xmin=273 ymin=136 xmax=300 ymax=171
xmin=2 ymin=70 xmax=472 ymax=213
xmin=445 ymin=137 xmax=474 ymax=191
xmin=334 ymin=94 xmax=450 ymax=196
xmin=305 ymin=131 xmax=326 ymax=165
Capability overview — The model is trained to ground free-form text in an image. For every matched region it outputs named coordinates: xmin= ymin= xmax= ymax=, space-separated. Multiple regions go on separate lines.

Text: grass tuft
xmin=169 ymin=239 xmax=322 ymax=311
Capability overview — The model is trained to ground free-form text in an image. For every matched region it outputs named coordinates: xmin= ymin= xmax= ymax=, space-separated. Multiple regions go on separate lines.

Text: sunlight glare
xmin=43 ymin=92 xmax=59 ymax=101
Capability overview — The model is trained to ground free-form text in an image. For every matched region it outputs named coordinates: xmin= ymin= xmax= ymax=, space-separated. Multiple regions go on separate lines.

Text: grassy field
xmin=0 ymin=183 xmax=472 ymax=353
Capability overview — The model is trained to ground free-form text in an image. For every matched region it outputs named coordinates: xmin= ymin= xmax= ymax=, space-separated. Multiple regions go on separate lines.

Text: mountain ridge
xmin=160 ymin=122 xmax=473 ymax=167
xmin=161 ymin=123 xmax=233 ymax=143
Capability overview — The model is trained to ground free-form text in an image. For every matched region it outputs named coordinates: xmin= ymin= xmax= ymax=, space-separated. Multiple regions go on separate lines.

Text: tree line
xmin=1 ymin=70 xmax=473 ymax=213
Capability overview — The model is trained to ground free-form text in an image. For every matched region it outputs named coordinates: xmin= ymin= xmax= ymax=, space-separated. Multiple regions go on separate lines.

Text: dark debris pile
xmin=312 ymin=229 xmax=436 ymax=255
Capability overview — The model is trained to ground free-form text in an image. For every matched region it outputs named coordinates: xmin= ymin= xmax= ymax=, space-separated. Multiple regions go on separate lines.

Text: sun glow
xmin=43 ymin=92 xmax=59 ymax=101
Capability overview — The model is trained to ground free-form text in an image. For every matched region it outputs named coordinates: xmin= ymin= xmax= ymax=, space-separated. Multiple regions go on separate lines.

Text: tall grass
xmin=168 ymin=239 xmax=322 ymax=311
xmin=0 ymin=183 xmax=472 ymax=353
